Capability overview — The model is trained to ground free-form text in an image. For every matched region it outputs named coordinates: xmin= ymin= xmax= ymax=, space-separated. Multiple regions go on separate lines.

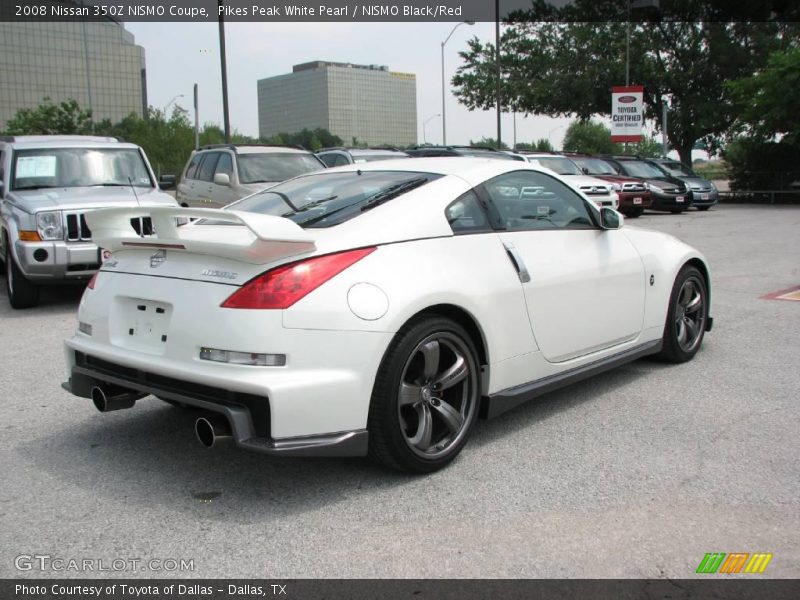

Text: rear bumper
xmin=617 ymin=191 xmax=652 ymax=210
xmin=63 ymin=350 xmax=369 ymax=457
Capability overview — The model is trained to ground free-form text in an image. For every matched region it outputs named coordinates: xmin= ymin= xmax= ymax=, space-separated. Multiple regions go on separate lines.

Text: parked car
xmin=0 ymin=135 xmax=178 ymax=309
xmin=64 ymin=158 xmax=712 ymax=473
xmin=405 ymin=146 xmax=518 ymax=160
xmin=599 ymin=156 xmax=691 ymax=213
xmin=175 ymin=144 xmax=325 ymax=208
xmin=518 ymin=153 xmax=620 ymax=209
xmin=650 ymin=158 xmax=718 ymax=211
xmin=316 ymin=147 xmax=409 ymax=166
xmin=568 ymin=154 xmax=652 ymax=217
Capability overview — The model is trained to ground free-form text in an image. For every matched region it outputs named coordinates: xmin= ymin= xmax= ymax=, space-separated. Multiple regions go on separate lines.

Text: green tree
xmin=563 ymin=120 xmax=616 ymax=154
xmin=469 ymin=136 xmax=509 ymax=149
xmin=453 ymin=4 xmax=796 ymax=164
xmin=4 ymin=97 xmax=93 ymax=135
xmin=727 ymin=47 xmax=800 ymax=147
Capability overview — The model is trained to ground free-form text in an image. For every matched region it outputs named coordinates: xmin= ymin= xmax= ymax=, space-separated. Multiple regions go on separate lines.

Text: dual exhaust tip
xmin=91 ymin=385 xmax=232 ymax=448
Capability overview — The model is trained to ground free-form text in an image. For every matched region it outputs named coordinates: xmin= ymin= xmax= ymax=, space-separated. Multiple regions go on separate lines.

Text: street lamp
xmin=164 ymin=94 xmax=185 ymax=118
xmin=423 ymin=114 xmax=441 ymax=144
xmin=441 ymin=21 xmax=475 ymax=146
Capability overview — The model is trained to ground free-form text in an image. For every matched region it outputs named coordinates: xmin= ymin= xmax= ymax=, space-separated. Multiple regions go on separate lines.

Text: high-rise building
xmin=257 ymin=61 xmax=417 ymax=147
xmin=0 ymin=8 xmax=146 ymax=131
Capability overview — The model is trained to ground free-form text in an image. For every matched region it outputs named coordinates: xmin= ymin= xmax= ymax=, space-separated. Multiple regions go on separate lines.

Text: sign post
xmin=611 ymin=86 xmax=644 ymax=144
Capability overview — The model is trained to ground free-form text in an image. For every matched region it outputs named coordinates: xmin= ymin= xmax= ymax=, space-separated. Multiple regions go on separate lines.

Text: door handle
xmin=503 ymin=242 xmax=531 ymax=283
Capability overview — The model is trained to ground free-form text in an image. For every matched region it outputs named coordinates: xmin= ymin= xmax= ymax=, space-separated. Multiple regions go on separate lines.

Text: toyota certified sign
xmin=611 ymin=86 xmax=644 ymax=143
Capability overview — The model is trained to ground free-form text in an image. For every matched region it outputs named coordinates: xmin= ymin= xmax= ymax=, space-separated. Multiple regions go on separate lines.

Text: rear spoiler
xmin=85 ymin=207 xmax=316 ymax=265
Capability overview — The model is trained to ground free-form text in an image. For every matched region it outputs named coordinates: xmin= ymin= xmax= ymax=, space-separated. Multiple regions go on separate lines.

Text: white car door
xmin=480 ymin=170 xmax=646 ymax=363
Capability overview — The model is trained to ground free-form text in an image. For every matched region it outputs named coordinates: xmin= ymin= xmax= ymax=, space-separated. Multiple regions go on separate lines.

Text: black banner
xmin=4 ymin=579 xmax=800 ymax=600
xmin=2 ymin=0 xmax=798 ymax=23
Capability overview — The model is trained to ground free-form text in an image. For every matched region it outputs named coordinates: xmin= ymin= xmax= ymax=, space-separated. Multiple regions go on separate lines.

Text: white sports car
xmin=63 ymin=158 xmax=713 ymax=473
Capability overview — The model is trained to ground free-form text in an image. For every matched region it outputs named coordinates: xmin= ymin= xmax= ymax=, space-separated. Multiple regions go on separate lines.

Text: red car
xmin=568 ymin=154 xmax=653 ymax=218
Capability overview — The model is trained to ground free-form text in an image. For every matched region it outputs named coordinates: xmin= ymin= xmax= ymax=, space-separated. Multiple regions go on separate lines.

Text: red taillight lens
xmin=221 ymin=247 xmax=377 ymax=309
xmin=87 ymin=272 xmax=99 ymax=289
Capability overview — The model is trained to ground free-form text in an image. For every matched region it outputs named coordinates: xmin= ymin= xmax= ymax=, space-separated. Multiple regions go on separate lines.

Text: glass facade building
xmin=0 ymin=15 xmax=146 ymax=131
xmin=258 ymin=61 xmax=417 ymax=147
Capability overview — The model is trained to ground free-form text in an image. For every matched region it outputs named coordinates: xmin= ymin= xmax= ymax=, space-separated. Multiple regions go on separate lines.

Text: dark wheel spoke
xmin=420 ymin=341 xmax=440 ymax=381
xmin=432 ymin=354 xmax=467 ymax=390
xmin=685 ymin=293 xmax=702 ymax=314
xmin=398 ymin=382 xmax=421 ymax=407
xmin=431 ymin=400 xmax=464 ymax=435
xmin=409 ymin=403 xmax=433 ymax=451
xmin=685 ymin=317 xmax=700 ymax=343
xmin=676 ymin=319 xmax=687 ymax=344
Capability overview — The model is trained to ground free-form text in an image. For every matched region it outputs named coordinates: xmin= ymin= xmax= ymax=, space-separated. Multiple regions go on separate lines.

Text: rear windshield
xmin=226 ymin=170 xmax=442 ymax=228
xmin=12 ymin=147 xmax=152 ymax=190
xmin=237 ymin=153 xmax=323 ymax=184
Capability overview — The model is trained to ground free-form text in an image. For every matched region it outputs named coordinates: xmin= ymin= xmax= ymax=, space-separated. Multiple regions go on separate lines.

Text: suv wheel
xmin=5 ymin=244 xmax=40 ymax=309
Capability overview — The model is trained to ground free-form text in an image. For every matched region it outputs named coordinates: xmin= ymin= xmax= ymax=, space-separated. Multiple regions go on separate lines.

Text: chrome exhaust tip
xmin=195 ymin=415 xmax=232 ymax=448
xmin=91 ymin=385 xmax=138 ymax=412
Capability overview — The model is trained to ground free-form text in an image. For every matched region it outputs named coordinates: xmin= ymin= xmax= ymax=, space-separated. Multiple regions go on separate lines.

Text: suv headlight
xmin=610 ymin=183 xmax=621 ymax=192
xmin=36 ymin=211 xmax=63 ymax=241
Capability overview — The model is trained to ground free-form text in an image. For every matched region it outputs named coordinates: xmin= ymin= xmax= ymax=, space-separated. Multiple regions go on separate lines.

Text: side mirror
xmin=213 ymin=173 xmax=231 ymax=187
xmin=600 ymin=207 xmax=623 ymax=230
xmin=159 ymin=174 xmax=176 ymax=190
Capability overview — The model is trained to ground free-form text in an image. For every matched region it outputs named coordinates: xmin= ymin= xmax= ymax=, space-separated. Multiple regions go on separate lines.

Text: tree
xmin=469 ymin=136 xmax=508 ymax=149
xmin=452 ymin=3 xmax=797 ymax=164
xmin=563 ymin=120 xmax=616 ymax=154
xmin=4 ymin=97 xmax=93 ymax=135
xmin=727 ymin=47 xmax=800 ymax=147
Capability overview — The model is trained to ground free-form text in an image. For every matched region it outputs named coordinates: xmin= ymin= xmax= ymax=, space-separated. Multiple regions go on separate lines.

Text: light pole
xmin=548 ymin=125 xmax=565 ymax=150
xmin=163 ymin=94 xmax=185 ymax=118
xmin=423 ymin=114 xmax=441 ymax=144
xmin=441 ymin=21 xmax=475 ymax=146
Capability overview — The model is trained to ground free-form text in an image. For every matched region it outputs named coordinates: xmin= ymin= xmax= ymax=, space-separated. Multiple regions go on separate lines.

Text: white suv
xmin=519 ymin=153 xmax=620 ymax=209
xmin=175 ymin=144 xmax=325 ymax=208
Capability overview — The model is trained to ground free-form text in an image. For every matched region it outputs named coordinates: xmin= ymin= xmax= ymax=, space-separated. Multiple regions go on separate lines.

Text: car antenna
xmin=127 ymin=176 xmax=142 ymax=208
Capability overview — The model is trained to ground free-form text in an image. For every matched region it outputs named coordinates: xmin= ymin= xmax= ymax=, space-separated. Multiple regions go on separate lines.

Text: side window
xmin=318 ymin=153 xmax=339 ymax=168
xmin=215 ymin=152 xmax=233 ymax=177
xmin=196 ymin=153 xmax=219 ymax=182
xmin=445 ymin=189 xmax=490 ymax=234
xmin=184 ymin=154 xmax=203 ymax=180
xmin=332 ymin=154 xmax=351 ymax=167
xmin=482 ymin=170 xmax=595 ymax=231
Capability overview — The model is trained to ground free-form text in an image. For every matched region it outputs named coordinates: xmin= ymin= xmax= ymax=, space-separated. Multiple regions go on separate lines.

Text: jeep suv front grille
xmin=64 ymin=212 xmax=153 ymax=242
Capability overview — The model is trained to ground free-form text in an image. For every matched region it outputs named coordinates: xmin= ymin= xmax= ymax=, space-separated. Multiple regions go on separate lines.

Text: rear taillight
xmin=221 ymin=247 xmax=377 ymax=309
xmin=87 ymin=272 xmax=99 ymax=289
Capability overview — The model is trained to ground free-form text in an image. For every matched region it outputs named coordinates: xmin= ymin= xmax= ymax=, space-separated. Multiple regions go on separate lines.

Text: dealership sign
xmin=611 ymin=86 xmax=644 ymax=143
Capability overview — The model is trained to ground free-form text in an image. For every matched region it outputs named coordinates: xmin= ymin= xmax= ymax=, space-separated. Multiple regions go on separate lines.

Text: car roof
xmin=0 ymin=135 xmax=137 ymax=150
xmin=196 ymin=144 xmax=312 ymax=155
xmin=309 ymin=156 xmax=549 ymax=183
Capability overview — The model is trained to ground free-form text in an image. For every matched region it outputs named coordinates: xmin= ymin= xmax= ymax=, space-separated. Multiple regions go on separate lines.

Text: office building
xmin=0 ymin=5 xmax=146 ymax=131
xmin=257 ymin=61 xmax=417 ymax=147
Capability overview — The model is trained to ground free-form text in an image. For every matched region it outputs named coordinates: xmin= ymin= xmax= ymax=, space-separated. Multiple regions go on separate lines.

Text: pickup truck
xmin=0 ymin=135 xmax=178 ymax=308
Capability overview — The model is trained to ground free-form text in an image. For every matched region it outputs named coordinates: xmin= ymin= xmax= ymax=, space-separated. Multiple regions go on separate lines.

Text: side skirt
xmin=479 ymin=339 xmax=663 ymax=420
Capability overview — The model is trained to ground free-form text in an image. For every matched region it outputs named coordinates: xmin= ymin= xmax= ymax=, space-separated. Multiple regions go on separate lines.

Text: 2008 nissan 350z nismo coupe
xmin=63 ymin=158 xmax=713 ymax=473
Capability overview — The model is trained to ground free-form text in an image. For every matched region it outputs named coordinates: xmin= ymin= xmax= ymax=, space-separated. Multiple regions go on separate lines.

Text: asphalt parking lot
xmin=1 ymin=204 xmax=798 ymax=579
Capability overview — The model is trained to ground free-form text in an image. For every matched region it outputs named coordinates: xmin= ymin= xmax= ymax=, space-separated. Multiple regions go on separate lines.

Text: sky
xmin=125 ymin=21 xmax=578 ymax=148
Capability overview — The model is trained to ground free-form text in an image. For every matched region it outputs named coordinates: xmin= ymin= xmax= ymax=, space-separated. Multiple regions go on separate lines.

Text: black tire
xmin=697 ymin=206 xmax=710 ymax=211
xmin=367 ymin=315 xmax=481 ymax=473
xmin=657 ymin=266 xmax=708 ymax=363
xmin=5 ymin=245 xmax=40 ymax=309
xmin=670 ymin=208 xmax=683 ymax=214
